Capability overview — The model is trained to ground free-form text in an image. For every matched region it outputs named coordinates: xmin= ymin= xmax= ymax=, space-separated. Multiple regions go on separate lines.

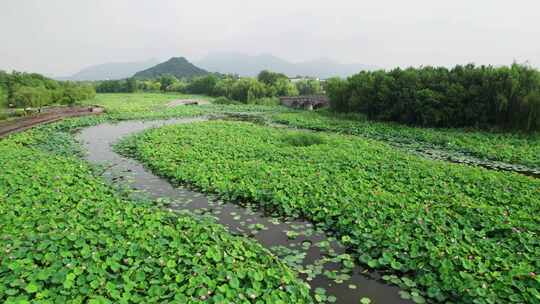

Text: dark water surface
xmin=78 ymin=118 xmax=412 ymax=304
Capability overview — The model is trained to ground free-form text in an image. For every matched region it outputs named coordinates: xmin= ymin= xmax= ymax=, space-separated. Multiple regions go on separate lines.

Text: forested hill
xmin=133 ymin=57 xmax=209 ymax=79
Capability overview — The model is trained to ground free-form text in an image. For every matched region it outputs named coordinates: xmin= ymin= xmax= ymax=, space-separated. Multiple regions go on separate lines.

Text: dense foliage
xmin=327 ymin=64 xmax=540 ymax=131
xmin=272 ymin=110 xmax=540 ymax=168
xmin=0 ymin=123 xmax=312 ymax=303
xmin=119 ymin=121 xmax=540 ymax=303
xmin=0 ymin=71 xmax=95 ymax=109
xmin=295 ymin=79 xmax=323 ymax=96
xmin=93 ymin=70 xmax=324 ymax=104
xmin=184 ymin=75 xmax=219 ymax=95
xmin=95 ymin=78 xmax=139 ymax=93
xmin=0 ymin=85 xmax=7 ymax=107
xmin=155 ymin=72 xmax=297 ymax=103
xmin=257 ymin=70 xmax=288 ymax=86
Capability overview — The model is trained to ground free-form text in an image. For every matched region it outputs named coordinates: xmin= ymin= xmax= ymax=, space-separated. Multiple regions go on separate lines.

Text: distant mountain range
xmin=59 ymin=59 xmax=160 ymax=81
xmin=196 ymin=52 xmax=379 ymax=78
xmin=133 ymin=57 xmax=209 ymax=79
xmin=59 ymin=53 xmax=378 ymax=81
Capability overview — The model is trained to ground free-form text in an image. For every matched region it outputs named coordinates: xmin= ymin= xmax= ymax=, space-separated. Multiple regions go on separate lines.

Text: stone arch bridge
xmin=279 ymin=96 xmax=329 ymax=110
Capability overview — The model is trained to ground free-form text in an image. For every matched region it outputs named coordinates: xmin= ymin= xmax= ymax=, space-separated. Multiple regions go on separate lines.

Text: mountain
xmin=133 ymin=57 xmax=208 ymax=79
xmin=60 ymin=59 xmax=160 ymax=81
xmin=196 ymin=52 xmax=379 ymax=78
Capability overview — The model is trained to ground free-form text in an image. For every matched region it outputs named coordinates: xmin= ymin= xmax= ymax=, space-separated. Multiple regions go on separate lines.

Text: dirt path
xmin=0 ymin=106 xmax=104 ymax=138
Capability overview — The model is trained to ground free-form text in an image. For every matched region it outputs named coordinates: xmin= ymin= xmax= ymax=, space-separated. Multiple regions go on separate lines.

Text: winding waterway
xmin=77 ymin=118 xmax=412 ymax=304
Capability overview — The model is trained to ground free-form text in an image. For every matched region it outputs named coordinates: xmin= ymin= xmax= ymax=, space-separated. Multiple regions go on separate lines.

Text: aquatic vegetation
xmin=282 ymin=133 xmax=326 ymax=147
xmin=272 ymin=110 xmax=540 ymax=168
xmin=119 ymin=121 xmax=540 ymax=303
xmin=81 ymin=92 xmax=289 ymax=121
xmin=0 ymin=131 xmax=312 ymax=303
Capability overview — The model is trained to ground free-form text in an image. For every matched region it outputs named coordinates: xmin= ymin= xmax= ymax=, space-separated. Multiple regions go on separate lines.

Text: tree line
xmin=95 ymin=70 xmax=323 ymax=103
xmin=0 ymin=71 xmax=96 ymax=109
xmin=326 ymin=64 xmax=540 ymax=131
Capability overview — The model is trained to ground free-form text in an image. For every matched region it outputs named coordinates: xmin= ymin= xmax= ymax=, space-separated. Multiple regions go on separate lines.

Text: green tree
xmin=325 ymin=64 xmax=540 ymax=131
xmin=126 ymin=78 xmax=138 ymax=93
xmin=185 ymin=75 xmax=218 ymax=95
xmin=166 ymin=81 xmax=188 ymax=93
xmin=257 ymin=70 xmax=288 ymax=86
xmin=295 ymin=79 xmax=323 ymax=95
xmin=0 ymin=85 xmax=6 ymax=107
xmin=213 ymin=77 xmax=236 ymax=98
xmin=326 ymin=77 xmax=350 ymax=112
xmin=12 ymin=86 xmax=52 ymax=110
xmin=158 ymin=74 xmax=178 ymax=91
xmin=270 ymin=78 xmax=299 ymax=97
xmin=231 ymin=78 xmax=267 ymax=103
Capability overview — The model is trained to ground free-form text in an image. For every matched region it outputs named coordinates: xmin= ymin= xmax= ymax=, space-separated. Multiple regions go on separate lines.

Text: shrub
xmin=11 ymin=86 xmax=52 ymax=108
xmin=282 ymin=132 xmax=326 ymax=147
xmin=58 ymin=83 xmax=96 ymax=106
xmin=14 ymin=109 xmax=26 ymax=116
xmin=0 ymin=72 xmax=91 ymax=109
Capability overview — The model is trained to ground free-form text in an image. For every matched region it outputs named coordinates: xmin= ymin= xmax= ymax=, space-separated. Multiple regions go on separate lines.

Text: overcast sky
xmin=1 ymin=0 xmax=539 ymax=76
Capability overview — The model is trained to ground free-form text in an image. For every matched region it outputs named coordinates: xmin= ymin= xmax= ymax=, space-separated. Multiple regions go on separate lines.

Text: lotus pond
xmin=271 ymin=110 xmax=540 ymax=170
xmin=2 ymin=92 xmax=540 ymax=304
xmin=0 ymin=121 xmax=312 ymax=303
xmin=117 ymin=121 xmax=540 ymax=303
xmin=80 ymin=118 xmax=411 ymax=304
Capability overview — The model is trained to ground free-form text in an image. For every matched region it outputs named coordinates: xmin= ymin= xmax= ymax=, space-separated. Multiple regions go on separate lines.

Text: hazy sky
xmin=1 ymin=0 xmax=539 ymax=76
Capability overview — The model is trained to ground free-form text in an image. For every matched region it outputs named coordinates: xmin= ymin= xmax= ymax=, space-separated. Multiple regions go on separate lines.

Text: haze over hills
xmin=133 ymin=57 xmax=209 ymax=79
xmin=57 ymin=53 xmax=378 ymax=81
xmin=59 ymin=59 xmax=160 ymax=81
xmin=196 ymin=52 xmax=379 ymax=78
